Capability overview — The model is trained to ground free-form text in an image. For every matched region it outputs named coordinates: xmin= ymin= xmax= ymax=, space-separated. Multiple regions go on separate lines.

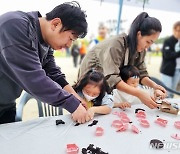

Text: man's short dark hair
xmin=46 ymin=1 xmax=87 ymax=38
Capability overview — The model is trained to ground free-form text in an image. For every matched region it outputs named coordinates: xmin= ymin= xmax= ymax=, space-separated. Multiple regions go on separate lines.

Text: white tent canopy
xmin=94 ymin=0 xmax=180 ymax=13
xmin=93 ymin=0 xmax=180 ymax=34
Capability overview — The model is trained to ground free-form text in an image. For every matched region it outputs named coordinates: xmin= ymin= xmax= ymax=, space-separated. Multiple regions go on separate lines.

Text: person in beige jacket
xmin=78 ymin=12 xmax=167 ymax=109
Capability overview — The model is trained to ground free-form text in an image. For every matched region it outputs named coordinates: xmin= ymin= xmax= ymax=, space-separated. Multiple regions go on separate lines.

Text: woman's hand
xmin=138 ymin=90 xmax=158 ymax=109
xmin=153 ymin=84 xmax=167 ymax=99
xmin=141 ymin=77 xmax=167 ymax=99
xmin=154 ymin=89 xmax=165 ymax=100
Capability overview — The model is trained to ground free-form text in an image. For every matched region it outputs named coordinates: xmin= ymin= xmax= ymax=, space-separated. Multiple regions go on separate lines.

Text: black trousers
xmin=72 ymin=55 xmax=78 ymax=67
xmin=0 ymin=104 xmax=16 ymax=124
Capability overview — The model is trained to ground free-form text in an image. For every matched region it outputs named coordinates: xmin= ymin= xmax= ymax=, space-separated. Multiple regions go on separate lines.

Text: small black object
xmin=95 ymin=147 xmax=101 ymax=153
xmin=129 ymin=121 xmax=133 ymax=124
xmin=156 ymin=115 xmax=159 ymax=117
xmin=74 ymin=122 xmax=80 ymax=126
xmin=150 ymin=139 xmax=164 ymax=149
xmin=56 ymin=119 xmax=65 ymax=125
xmin=88 ymin=120 xmax=98 ymax=126
xmin=84 ymin=144 xmax=108 ymax=154
xmin=82 ymin=148 xmax=87 ymax=154
xmin=87 ymin=144 xmax=94 ymax=151
xmin=135 ymin=108 xmax=145 ymax=113
xmin=99 ymin=151 xmax=108 ymax=154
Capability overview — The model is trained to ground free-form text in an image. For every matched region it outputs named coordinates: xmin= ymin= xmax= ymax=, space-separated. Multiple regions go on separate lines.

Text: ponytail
xmin=127 ymin=12 xmax=162 ymax=59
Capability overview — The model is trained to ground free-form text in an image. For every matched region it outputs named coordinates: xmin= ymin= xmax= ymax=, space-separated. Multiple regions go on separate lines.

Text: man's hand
xmin=71 ymin=104 xmax=89 ymax=124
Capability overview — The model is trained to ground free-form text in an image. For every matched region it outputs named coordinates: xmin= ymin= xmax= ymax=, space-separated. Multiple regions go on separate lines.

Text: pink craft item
xmin=171 ymin=134 xmax=180 ymax=140
xmin=66 ymin=144 xmax=79 ymax=154
xmin=138 ymin=119 xmax=150 ymax=128
xmin=95 ymin=127 xmax=104 ymax=136
xmin=174 ymin=121 xmax=180 ymax=129
xmin=112 ymin=111 xmax=119 ymax=116
xmin=112 ymin=120 xmax=123 ymax=128
xmin=116 ymin=123 xmax=128 ymax=132
xmin=131 ymin=125 xmax=139 ymax=134
xmin=138 ymin=110 xmax=146 ymax=115
xmin=118 ymin=112 xmax=127 ymax=118
xmin=136 ymin=111 xmax=146 ymax=119
xmin=121 ymin=116 xmax=130 ymax=123
xmin=155 ymin=118 xmax=168 ymax=127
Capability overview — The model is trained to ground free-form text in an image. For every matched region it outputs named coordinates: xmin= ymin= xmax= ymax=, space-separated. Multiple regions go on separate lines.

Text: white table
xmin=0 ymin=99 xmax=180 ymax=154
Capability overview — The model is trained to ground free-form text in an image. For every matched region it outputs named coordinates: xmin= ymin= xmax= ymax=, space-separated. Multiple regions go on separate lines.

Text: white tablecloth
xmin=0 ymin=99 xmax=180 ymax=154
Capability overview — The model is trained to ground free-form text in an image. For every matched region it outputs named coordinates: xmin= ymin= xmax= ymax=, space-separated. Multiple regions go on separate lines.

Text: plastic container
xmin=66 ymin=144 xmax=79 ymax=154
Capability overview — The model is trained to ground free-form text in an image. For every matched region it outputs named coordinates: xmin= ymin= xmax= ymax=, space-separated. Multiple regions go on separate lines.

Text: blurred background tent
xmin=93 ymin=0 xmax=180 ymax=34
xmin=0 ymin=0 xmax=179 ymax=38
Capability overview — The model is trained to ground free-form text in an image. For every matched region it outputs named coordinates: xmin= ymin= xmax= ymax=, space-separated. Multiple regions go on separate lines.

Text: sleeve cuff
xmin=106 ymin=75 xmax=122 ymax=89
xmin=56 ymin=77 xmax=69 ymax=88
xmin=62 ymin=95 xmax=80 ymax=113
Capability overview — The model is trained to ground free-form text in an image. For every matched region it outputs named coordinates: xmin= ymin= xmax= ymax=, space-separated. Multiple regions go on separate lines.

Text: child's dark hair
xmin=120 ymin=65 xmax=140 ymax=83
xmin=73 ymin=69 xmax=110 ymax=106
xmin=46 ymin=1 xmax=87 ymax=38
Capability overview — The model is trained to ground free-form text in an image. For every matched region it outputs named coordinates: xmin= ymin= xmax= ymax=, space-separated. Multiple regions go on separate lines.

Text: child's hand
xmin=86 ymin=107 xmax=95 ymax=120
xmin=154 ymin=89 xmax=165 ymax=99
xmin=80 ymin=99 xmax=88 ymax=109
xmin=115 ymin=102 xmax=131 ymax=109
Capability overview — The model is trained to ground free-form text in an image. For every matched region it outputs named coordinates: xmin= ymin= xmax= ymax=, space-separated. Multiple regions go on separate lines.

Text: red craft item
xmin=95 ymin=127 xmax=104 ymax=136
xmin=66 ymin=144 xmax=79 ymax=154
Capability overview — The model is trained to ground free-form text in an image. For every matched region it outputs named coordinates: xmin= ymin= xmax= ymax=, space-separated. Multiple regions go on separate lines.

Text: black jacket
xmin=0 ymin=11 xmax=80 ymax=114
xmin=160 ymin=35 xmax=180 ymax=76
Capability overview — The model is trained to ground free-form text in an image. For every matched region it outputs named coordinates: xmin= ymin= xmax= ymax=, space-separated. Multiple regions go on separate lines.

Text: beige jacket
xmin=78 ymin=33 xmax=148 ymax=89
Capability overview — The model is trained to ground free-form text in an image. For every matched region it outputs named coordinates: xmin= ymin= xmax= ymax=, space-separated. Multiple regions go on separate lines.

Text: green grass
xmin=54 ymin=50 xmax=67 ymax=57
xmin=150 ymin=51 xmax=162 ymax=57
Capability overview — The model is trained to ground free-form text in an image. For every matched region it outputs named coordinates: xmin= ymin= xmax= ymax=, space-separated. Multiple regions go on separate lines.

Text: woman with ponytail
xmin=78 ymin=12 xmax=167 ymax=109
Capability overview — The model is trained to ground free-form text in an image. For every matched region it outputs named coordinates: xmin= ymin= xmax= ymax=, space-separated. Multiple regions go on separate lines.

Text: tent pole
xmin=117 ymin=0 xmax=123 ymax=34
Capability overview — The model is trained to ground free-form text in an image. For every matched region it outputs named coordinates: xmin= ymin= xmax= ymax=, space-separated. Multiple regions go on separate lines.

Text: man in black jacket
xmin=0 ymin=1 xmax=90 ymax=124
xmin=160 ymin=21 xmax=180 ymax=97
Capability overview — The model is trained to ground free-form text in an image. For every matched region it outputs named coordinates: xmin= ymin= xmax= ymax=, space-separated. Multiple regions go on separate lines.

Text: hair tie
xmin=132 ymin=76 xmax=139 ymax=79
